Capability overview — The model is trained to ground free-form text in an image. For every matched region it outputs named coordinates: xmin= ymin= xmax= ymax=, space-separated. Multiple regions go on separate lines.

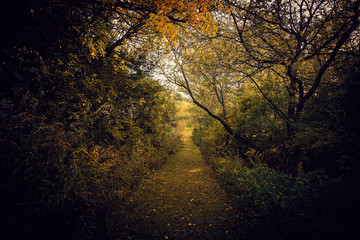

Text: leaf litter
xmin=111 ymin=129 xmax=241 ymax=239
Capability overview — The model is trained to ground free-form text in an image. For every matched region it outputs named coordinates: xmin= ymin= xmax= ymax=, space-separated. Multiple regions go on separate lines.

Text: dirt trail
xmin=114 ymin=128 xmax=241 ymax=239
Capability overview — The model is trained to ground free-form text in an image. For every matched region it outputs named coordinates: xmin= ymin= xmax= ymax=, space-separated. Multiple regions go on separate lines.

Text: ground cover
xmin=112 ymin=128 xmax=242 ymax=239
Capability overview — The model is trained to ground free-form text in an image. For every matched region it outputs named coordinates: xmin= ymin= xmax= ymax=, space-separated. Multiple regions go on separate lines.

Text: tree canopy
xmin=1 ymin=0 xmax=359 ymax=239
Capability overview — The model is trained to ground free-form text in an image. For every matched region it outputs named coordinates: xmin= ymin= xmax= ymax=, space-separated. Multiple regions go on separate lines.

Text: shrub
xmin=225 ymin=165 xmax=359 ymax=240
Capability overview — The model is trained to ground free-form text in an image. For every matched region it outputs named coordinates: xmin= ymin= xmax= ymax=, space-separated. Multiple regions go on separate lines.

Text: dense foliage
xmin=1 ymin=0 xmax=359 ymax=239
xmin=223 ymin=166 xmax=359 ymax=240
xmin=185 ymin=0 xmax=360 ymax=239
xmin=0 ymin=0 xmax=182 ymax=239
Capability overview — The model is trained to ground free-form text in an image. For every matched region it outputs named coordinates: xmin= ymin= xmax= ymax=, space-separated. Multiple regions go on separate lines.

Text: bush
xmin=224 ymin=165 xmax=360 ymax=240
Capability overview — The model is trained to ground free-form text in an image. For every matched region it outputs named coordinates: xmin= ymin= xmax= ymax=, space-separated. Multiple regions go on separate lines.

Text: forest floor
xmin=112 ymin=128 xmax=242 ymax=240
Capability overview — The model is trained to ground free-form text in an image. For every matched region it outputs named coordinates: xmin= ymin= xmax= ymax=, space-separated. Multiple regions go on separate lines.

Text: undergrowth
xmin=203 ymin=155 xmax=360 ymax=240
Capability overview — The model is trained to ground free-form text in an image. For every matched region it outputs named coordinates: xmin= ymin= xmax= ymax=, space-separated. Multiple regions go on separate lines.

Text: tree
xmin=0 ymin=1 xmax=182 ymax=239
xmin=223 ymin=0 xmax=360 ymax=135
xmin=161 ymin=29 xmax=256 ymax=148
xmin=89 ymin=0 xmax=221 ymax=58
xmin=158 ymin=0 xmax=359 ymax=170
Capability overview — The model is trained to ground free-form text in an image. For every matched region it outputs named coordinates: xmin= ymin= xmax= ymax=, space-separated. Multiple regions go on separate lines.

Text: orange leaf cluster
xmin=100 ymin=0 xmax=221 ymax=39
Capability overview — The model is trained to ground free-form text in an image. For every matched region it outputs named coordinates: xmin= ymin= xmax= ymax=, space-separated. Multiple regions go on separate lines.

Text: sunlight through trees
xmin=1 ymin=1 xmax=359 ymax=239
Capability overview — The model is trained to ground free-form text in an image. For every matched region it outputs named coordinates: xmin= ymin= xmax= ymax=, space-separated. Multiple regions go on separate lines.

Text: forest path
xmin=113 ymin=128 xmax=241 ymax=240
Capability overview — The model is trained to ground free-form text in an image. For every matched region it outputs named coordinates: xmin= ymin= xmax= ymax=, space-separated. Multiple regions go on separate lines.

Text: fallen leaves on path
xmin=111 ymin=128 xmax=241 ymax=239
